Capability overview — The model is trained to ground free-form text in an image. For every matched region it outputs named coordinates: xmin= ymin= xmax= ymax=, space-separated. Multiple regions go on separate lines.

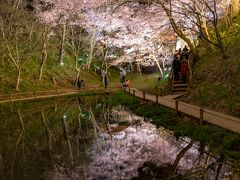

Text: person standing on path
xmin=104 ymin=73 xmax=108 ymax=89
xmin=182 ymin=45 xmax=189 ymax=61
xmin=102 ymin=70 xmax=109 ymax=89
xmin=77 ymin=77 xmax=82 ymax=89
xmin=119 ymin=68 xmax=126 ymax=83
xmin=172 ymin=53 xmax=181 ymax=81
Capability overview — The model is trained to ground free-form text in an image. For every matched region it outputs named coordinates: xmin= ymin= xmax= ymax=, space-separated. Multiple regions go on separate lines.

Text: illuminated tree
xmin=0 ymin=10 xmax=39 ymax=91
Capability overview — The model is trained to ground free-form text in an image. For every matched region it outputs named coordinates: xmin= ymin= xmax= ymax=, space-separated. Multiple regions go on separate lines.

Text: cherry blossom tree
xmin=36 ymin=0 xmax=234 ymax=73
xmin=39 ymin=24 xmax=52 ymax=81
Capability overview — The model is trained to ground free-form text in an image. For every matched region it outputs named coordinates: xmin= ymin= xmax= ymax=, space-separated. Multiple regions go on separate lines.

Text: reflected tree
xmin=40 ymin=109 xmax=55 ymax=163
xmin=89 ymin=107 xmax=103 ymax=152
xmin=11 ymin=109 xmax=25 ymax=179
xmin=172 ymin=140 xmax=194 ymax=175
xmin=102 ymin=102 xmax=112 ymax=137
xmin=61 ymin=113 xmax=74 ymax=166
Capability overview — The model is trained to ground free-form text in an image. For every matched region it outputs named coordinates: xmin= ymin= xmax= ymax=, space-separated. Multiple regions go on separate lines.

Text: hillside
xmin=0 ymin=2 xmax=103 ymax=94
xmin=182 ymin=16 xmax=240 ymax=118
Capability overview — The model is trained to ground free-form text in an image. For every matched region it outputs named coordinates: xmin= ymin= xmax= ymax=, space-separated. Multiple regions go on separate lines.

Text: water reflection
xmin=0 ymin=97 xmax=235 ymax=180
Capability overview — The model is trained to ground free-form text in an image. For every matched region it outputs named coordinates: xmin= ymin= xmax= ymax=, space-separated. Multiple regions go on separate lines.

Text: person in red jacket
xmin=180 ymin=60 xmax=188 ymax=83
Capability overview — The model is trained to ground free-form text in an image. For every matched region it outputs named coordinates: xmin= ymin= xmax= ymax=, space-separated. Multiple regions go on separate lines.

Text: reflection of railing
xmin=126 ymin=88 xmax=240 ymax=133
xmin=0 ymin=86 xmax=120 ymax=104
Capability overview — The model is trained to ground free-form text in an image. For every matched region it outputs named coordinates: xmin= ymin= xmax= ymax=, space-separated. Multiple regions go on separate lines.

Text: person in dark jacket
xmin=104 ymin=73 xmax=108 ymax=89
xmin=77 ymin=77 xmax=85 ymax=89
xmin=172 ymin=54 xmax=181 ymax=81
xmin=182 ymin=45 xmax=189 ymax=60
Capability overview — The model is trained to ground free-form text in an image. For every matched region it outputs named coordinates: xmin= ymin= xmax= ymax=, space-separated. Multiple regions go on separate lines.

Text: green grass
xmin=126 ymin=73 xmax=170 ymax=95
xmin=183 ymin=15 xmax=240 ymax=117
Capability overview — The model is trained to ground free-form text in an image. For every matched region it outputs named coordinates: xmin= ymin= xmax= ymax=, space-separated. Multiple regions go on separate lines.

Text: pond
xmin=0 ymin=96 xmax=235 ymax=180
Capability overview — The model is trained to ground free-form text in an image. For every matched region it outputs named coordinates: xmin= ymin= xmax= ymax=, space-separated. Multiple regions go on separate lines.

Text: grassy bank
xmin=182 ymin=16 xmax=240 ymax=118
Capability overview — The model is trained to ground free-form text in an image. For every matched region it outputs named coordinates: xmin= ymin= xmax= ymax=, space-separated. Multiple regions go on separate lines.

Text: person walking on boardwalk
xmin=172 ymin=53 xmax=181 ymax=81
xmin=180 ymin=60 xmax=188 ymax=83
xmin=103 ymin=71 xmax=109 ymax=89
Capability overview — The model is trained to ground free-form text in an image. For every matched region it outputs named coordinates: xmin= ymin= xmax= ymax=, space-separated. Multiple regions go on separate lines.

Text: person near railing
xmin=180 ymin=60 xmax=188 ymax=83
xmin=123 ymin=80 xmax=130 ymax=88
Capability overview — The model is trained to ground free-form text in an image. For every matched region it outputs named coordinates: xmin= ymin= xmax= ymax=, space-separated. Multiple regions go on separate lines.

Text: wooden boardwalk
xmin=0 ymin=86 xmax=119 ymax=104
xmin=126 ymin=88 xmax=240 ymax=133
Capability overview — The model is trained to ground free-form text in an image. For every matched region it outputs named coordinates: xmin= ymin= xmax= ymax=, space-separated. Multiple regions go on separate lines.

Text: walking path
xmin=0 ymin=86 xmax=119 ymax=104
xmin=126 ymin=88 xmax=240 ymax=133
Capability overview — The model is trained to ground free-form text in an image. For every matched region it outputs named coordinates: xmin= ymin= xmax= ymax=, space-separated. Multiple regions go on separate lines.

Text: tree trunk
xmin=62 ymin=116 xmax=74 ymax=165
xmin=172 ymin=140 xmax=194 ymax=175
xmin=75 ymin=69 xmax=80 ymax=87
xmin=59 ymin=23 xmax=66 ymax=65
xmin=16 ymin=68 xmax=21 ymax=91
xmin=160 ymin=2 xmax=197 ymax=55
xmin=39 ymin=25 xmax=49 ymax=81
xmin=202 ymin=18 xmax=211 ymax=41
xmin=88 ymin=38 xmax=96 ymax=70
xmin=39 ymin=35 xmax=48 ymax=80
xmin=38 ymin=63 xmax=44 ymax=81
xmin=215 ymin=154 xmax=224 ymax=180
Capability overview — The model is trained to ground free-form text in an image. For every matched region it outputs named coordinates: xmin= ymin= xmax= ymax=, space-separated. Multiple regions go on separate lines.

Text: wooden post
xmin=9 ymin=93 xmax=12 ymax=102
xmin=143 ymin=91 xmax=145 ymax=100
xmin=200 ymin=108 xmax=203 ymax=125
xmin=133 ymin=90 xmax=135 ymax=96
xmin=156 ymin=94 xmax=158 ymax=103
xmin=160 ymin=88 xmax=163 ymax=96
xmin=175 ymin=100 xmax=179 ymax=112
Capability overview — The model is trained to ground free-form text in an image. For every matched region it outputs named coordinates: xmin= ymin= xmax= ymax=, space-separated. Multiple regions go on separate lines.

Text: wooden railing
xmin=126 ymin=88 xmax=240 ymax=133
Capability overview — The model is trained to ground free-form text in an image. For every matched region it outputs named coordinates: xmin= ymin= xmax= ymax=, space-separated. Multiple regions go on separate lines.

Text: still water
xmin=0 ymin=96 xmax=234 ymax=180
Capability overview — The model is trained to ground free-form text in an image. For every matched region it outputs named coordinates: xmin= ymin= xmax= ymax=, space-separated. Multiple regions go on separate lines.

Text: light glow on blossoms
xmin=37 ymin=0 xmax=174 ymax=67
xmin=36 ymin=0 xmax=232 ymax=68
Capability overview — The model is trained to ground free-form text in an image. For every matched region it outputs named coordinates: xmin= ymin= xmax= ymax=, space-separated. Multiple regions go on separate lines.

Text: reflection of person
xmin=77 ymin=97 xmax=85 ymax=106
